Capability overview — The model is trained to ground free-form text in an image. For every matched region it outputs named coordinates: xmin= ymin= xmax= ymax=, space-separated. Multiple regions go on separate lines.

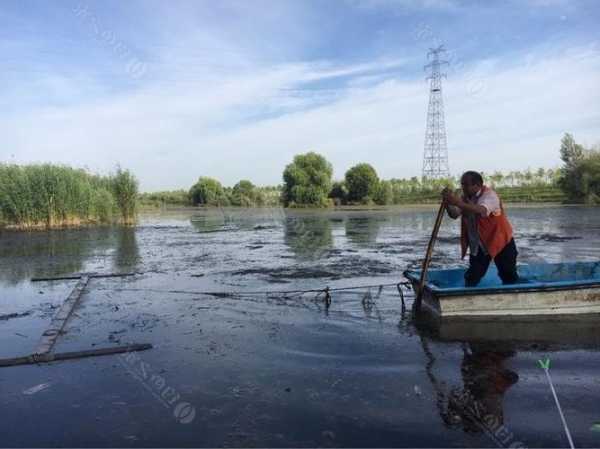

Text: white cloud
xmin=2 ymin=39 xmax=599 ymax=191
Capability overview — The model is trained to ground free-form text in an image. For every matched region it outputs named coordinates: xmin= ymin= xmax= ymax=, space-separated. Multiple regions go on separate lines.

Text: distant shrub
xmin=345 ymin=163 xmax=379 ymax=204
xmin=282 ymin=152 xmax=333 ymax=207
xmin=139 ymin=189 xmax=191 ymax=207
xmin=189 ymin=177 xmax=229 ymax=206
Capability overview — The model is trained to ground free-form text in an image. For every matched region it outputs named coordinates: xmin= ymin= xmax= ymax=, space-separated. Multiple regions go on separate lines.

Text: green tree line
xmin=5 ymin=134 xmax=596 ymax=228
xmin=142 ymin=133 xmax=599 ymax=209
xmin=139 ymin=179 xmax=281 ymax=208
xmin=280 ymin=134 xmax=598 ymax=207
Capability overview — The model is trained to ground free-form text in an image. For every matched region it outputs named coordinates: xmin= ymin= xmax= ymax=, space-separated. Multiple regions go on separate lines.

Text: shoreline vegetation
xmin=139 ymin=181 xmax=567 ymax=208
xmin=142 ymin=133 xmax=597 ymax=209
xmin=2 ymin=134 xmax=598 ymax=230
xmin=0 ymin=164 xmax=137 ymax=230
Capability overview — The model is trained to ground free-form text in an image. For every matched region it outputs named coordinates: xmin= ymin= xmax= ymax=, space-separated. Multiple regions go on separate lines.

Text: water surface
xmin=1 ymin=206 xmax=599 ymax=447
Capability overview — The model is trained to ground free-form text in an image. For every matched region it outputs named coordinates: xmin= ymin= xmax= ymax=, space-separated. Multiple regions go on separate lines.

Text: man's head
xmin=460 ymin=171 xmax=484 ymax=197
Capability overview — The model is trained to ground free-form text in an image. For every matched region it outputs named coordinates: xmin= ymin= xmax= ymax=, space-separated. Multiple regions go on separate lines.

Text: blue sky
xmin=1 ymin=0 xmax=599 ymax=191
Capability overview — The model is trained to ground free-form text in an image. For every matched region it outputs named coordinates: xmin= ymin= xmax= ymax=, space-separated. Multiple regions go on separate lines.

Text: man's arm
xmin=442 ymin=190 xmax=488 ymax=216
xmin=452 ymin=200 xmax=488 ymax=216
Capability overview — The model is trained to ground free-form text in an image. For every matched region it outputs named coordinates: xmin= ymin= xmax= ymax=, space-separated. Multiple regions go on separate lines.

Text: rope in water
xmin=33 ymin=271 xmax=414 ymax=311
xmin=107 ymin=281 xmax=413 ymax=311
xmin=109 ymin=281 xmax=412 ymax=297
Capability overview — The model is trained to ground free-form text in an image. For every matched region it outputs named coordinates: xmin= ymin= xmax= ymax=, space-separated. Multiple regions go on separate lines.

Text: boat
xmin=403 ymin=261 xmax=600 ymax=318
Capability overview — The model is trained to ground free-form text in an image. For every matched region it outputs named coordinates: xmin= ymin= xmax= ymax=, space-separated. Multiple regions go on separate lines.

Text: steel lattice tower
xmin=422 ymin=45 xmax=450 ymax=179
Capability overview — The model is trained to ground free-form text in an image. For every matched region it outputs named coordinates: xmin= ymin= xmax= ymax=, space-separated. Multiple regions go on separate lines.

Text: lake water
xmin=1 ymin=205 xmax=599 ymax=447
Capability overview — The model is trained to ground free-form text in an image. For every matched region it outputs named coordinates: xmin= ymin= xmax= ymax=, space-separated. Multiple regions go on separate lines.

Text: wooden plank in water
xmin=31 ymin=272 xmax=136 ymax=282
xmin=0 ymin=343 xmax=153 ymax=368
xmin=89 ymin=272 xmax=136 ymax=279
xmin=34 ymin=276 xmax=90 ymax=355
xmin=31 ymin=275 xmax=83 ymax=282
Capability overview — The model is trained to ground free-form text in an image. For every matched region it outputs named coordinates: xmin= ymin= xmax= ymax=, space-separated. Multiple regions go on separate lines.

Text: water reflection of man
xmin=442 ymin=171 xmax=519 ymax=287
xmin=444 ymin=343 xmax=519 ymax=436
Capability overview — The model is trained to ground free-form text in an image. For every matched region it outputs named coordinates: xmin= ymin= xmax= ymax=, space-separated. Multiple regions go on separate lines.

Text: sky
xmin=1 ymin=0 xmax=599 ymax=191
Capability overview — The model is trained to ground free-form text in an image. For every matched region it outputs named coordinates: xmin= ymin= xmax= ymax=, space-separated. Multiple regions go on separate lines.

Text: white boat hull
xmin=415 ymin=283 xmax=600 ymax=318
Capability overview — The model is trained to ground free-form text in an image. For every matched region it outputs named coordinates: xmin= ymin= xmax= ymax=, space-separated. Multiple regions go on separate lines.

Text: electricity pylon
xmin=422 ymin=45 xmax=450 ymax=179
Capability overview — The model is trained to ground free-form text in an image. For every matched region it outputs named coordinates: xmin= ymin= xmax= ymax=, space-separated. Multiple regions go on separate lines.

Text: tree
xmin=490 ymin=171 xmax=504 ymax=188
xmin=282 ymin=152 xmax=333 ymax=207
xmin=560 ymin=133 xmax=585 ymax=169
xmin=345 ymin=163 xmax=379 ymax=203
xmin=189 ymin=177 xmax=228 ymax=206
xmin=558 ymin=133 xmax=600 ymax=204
xmin=329 ymin=181 xmax=348 ymax=206
xmin=505 ymin=171 xmax=515 ymax=187
xmin=576 ymin=154 xmax=600 ymax=203
xmin=560 ymin=152 xmax=600 ymax=204
xmin=409 ymin=176 xmax=420 ymax=192
xmin=536 ymin=167 xmax=546 ymax=184
xmin=374 ymin=180 xmax=393 ymax=205
xmin=231 ymin=180 xmax=256 ymax=206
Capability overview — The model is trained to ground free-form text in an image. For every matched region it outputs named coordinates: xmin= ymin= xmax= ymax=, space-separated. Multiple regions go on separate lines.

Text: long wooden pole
xmin=0 ymin=343 xmax=153 ymax=368
xmin=414 ymin=200 xmax=446 ymax=312
xmin=35 ymin=276 xmax=90 ymax=355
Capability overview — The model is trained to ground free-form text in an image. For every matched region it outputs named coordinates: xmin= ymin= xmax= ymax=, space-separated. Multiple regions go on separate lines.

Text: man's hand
xmin=441 ymin=187 xmax=461 ymax=206
xmin=441 ymin=187 xmax=488 ymax=216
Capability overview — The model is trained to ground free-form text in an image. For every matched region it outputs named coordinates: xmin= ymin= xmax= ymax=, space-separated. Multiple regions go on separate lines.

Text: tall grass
xmin=0 ymin=163 xmax=138 ymax=229
xmin=111 ymin=167 xmax=138 ymax=225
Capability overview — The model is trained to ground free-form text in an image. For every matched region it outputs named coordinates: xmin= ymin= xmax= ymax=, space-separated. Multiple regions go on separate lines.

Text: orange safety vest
xmin=460 ymin=186 xmax=513 ymax=259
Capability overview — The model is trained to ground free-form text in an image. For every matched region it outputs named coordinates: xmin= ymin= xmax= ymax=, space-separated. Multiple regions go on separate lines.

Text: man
xmin=442 ymin=171 xmax=519 ymax=287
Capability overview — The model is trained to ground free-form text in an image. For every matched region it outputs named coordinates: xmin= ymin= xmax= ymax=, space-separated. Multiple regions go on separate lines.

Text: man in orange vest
xmin=442 ymin=171 xmax=519 ymax=287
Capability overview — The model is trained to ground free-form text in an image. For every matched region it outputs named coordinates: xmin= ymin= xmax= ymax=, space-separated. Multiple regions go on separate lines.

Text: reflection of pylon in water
xmin=422 ymin=45 xmax=450 ymax=179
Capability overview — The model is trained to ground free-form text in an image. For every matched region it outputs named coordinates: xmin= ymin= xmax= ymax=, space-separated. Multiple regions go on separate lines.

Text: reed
xmin=110 ymin=167 xmax=138 ymax=225
xmin=0 ymin=163 xmax=137 ymax=229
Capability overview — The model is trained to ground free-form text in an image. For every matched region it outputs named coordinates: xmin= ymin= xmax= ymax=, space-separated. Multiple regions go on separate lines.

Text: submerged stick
xmin=31 ymin=275 xmax=82 ymax=282
xmin=0 ymin=343 xmax=153 ymax=368
xmin=31 ymin=272 xmax=136 ymax=282
xmin=414 ymin=200 xmax=446 ymax=312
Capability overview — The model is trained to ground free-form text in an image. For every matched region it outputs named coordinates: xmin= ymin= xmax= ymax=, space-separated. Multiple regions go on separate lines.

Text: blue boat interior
xmin=404 ymin=261 xmax=600 ymax=294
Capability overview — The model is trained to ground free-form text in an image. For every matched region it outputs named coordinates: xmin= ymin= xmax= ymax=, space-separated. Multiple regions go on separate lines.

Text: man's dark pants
xmin=465 ymin=238 xmax=519 ymax=287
